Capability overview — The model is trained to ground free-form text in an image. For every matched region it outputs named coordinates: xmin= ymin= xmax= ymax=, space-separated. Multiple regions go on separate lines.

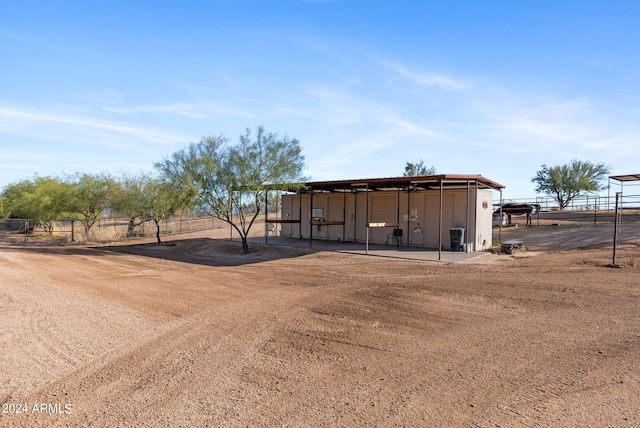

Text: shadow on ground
xmin=494 ymin=221 xmax=640 ymax=251
xmin=0 ymin=237 xmax=318 ymax=268
xmin=102 ymin=237 xmax=318 ymax=267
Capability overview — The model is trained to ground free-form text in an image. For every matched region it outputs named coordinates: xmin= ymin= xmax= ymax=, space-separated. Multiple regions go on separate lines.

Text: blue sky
xmin=1 ymin=0 xmax=639 ymax=199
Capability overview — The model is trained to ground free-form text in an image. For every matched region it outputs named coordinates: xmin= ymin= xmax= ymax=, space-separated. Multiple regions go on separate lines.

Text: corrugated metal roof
xmin=610 ymin=174 xmax=640 ymax=182
xmin=302 ymin=174 xmax=505 ymax=192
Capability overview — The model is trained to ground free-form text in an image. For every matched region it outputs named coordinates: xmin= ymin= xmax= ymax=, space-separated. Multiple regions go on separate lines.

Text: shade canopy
xmin=296 ymin=174 xmax=505 ymax=193
xmin=610 ymin=174 xmax=640 ymax=182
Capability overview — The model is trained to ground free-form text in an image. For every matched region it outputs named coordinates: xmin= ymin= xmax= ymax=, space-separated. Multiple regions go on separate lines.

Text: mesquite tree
xmin=1 ymin=176 xmax=74 ymax=235
xmin=66 ymin=172 xmax=116 ymax=237
xmin=531 ymin=160 xmax=610 ymax=209
xmin=403 ymin=159 xmax=436 ymax=177
xmin=156 ymin=126 xmax=305 ymax=253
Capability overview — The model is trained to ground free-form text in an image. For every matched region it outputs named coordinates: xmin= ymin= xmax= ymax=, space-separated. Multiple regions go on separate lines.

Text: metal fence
xmin=0 ymin=218 xmax=31 ymax=242
xmin=492 ymin=194 xmax=640 ymax=226
xmin=0 ymin=214 xmax=221 ymax=243
xmin=496 ymin=193 xmax=639 ymax=211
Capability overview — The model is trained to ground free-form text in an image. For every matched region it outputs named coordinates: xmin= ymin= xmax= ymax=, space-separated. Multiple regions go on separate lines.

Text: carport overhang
xmin=609 ymin=173 xmax=640 ymax=191
xmin=297 ymin=174 xmax=505 ymax=193
xmin=608 ymin=174 xmax=640 ymax=266
xmin=608 ymin=173 xmax=640 ymax=204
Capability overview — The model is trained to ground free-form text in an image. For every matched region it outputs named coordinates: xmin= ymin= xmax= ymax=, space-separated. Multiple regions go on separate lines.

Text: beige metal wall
xmin=280 ymin=188 xmax=495 ymax=250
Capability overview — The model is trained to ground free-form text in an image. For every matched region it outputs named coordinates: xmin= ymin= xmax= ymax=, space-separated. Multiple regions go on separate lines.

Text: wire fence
xmin=0 ymin=214 xmax=223 ymax=244
xmin=3 ymin=195 xmax=639 ymax=244
xmin=0 ymin=211 xmax=279 ymax=244
xmin=492 ymin=194 xmax=640 ymax=226
xmin=496 ymin=193 xmax=640 ymax=211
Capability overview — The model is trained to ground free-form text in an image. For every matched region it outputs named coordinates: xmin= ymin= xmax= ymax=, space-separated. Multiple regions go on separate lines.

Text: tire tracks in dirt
xmin=4 ymin=275 xmax=322 ymax=427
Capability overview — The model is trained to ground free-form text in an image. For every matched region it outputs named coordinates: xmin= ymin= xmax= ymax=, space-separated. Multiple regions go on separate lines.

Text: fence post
xmin=612 ymin=192 xmax=621 ymax=266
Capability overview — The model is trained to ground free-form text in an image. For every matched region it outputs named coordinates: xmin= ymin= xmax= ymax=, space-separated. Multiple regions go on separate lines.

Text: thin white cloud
xmin=103 ymin=99 xmax=260 ymax=121
xmin=464 ymin=92 xmax=640 ymax=166
xmin=381 ymin=116 xmax=444 ymax=139
xmin=304 ymin=86 xmax=362 ymax=124
xmin=198 ymin=101 xmax=260 ymax=120
xmin=288 ymin=34 xmax=336 ymax=56
xmin=103 ymin=103 xmax=203 ymax=118
xmin=310 ymin=116 xmax=443 ymax=171
xmin=483 ymin=116 xmax=594 ymax=143
xmin=272 ymin=106 xmax=317 ymax=119
xmin=0 ymin=106 xmax=191 ymax=147
xmin=383 ymin=60 xmax=465 ymax=91
xmin=297 ymin=0 xmax=346 ymax=3
xmin=0 ymin=149 xmax=62 ymax=162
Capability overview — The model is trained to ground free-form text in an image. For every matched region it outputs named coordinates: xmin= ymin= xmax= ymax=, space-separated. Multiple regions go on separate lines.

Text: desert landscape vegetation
xmin=4 ymin=1 xmax=640 ymax=426
xmin=1 ymin=210 xmax=639 ymax=427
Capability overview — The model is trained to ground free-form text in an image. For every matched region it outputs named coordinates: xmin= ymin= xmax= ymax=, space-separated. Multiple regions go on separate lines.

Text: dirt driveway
xmin=1 ymin=227 xmax=639 ymax=427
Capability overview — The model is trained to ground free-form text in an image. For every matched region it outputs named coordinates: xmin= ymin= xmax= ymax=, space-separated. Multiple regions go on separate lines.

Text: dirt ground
xmin=1 ymin=220 xmax=639 ymax=427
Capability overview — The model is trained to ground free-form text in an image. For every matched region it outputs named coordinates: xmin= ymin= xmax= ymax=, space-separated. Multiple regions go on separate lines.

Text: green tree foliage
xmin=66 ymin=172 xmax=116 ymax=237
xmin=403 ymin=159 xmax=436 ymax=177
xmin=531 ymin=160 xmax=610 ymax=209
xmin=156 ymin=126 xmax=305 ymax=253
xmin=111 ymin=172 xmax=155 ymax=237
xmin=1 ymin=176 xmax=73 ymax=235
xmin=111 ymin=173 xmax=195 ymax=242
xmin=142 ymin=179 xmax=195 ymax=244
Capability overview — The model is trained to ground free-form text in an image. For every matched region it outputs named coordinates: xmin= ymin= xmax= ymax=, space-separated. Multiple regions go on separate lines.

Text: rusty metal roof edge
xmin=302 ymin=174 xmax=505 ymax=191
xmin=610 ymin=174 xmax=640 ymax=182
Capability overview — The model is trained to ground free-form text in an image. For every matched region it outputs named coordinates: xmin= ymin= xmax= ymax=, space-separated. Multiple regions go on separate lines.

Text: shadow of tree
xmin=0 ymin=237 xmax=318 ymax=268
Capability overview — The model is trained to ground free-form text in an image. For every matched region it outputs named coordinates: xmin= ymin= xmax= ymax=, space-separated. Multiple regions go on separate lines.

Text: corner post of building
xmin=438 ymin=178 xmax=443 ymax=261
xmin=299 ymin=190 xmax=303 ymax=240
xmin=265 ymin=188 xmax=269 ymax=244
xmin=353 ymin=187 xmax=358 ymax=243
xmin=309 ymin=187 xmax=314 ymax=248
xmin=406 ymin=185 xmax=411 ymax=247
xmin=473 ymin=180 xmax=479 ymax=251
xmin=396 ymin=188 xmax=401 ymax=248
xmin=465 ymin=180 xmax=470 ymax=251
xmin=342 ymin=190 xmax=347 ymax=242
xmin=499 ymin=189 xmax=503 ymax=244
xmin=365 ymin=183 xmax=370 ymax=254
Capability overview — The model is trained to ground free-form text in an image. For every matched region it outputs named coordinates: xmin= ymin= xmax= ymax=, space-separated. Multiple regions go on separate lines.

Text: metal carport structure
xmin=271 ymin=174 xmax=505 ymax=261
xmin=608 ymin=173 xmax=640 ymax=265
